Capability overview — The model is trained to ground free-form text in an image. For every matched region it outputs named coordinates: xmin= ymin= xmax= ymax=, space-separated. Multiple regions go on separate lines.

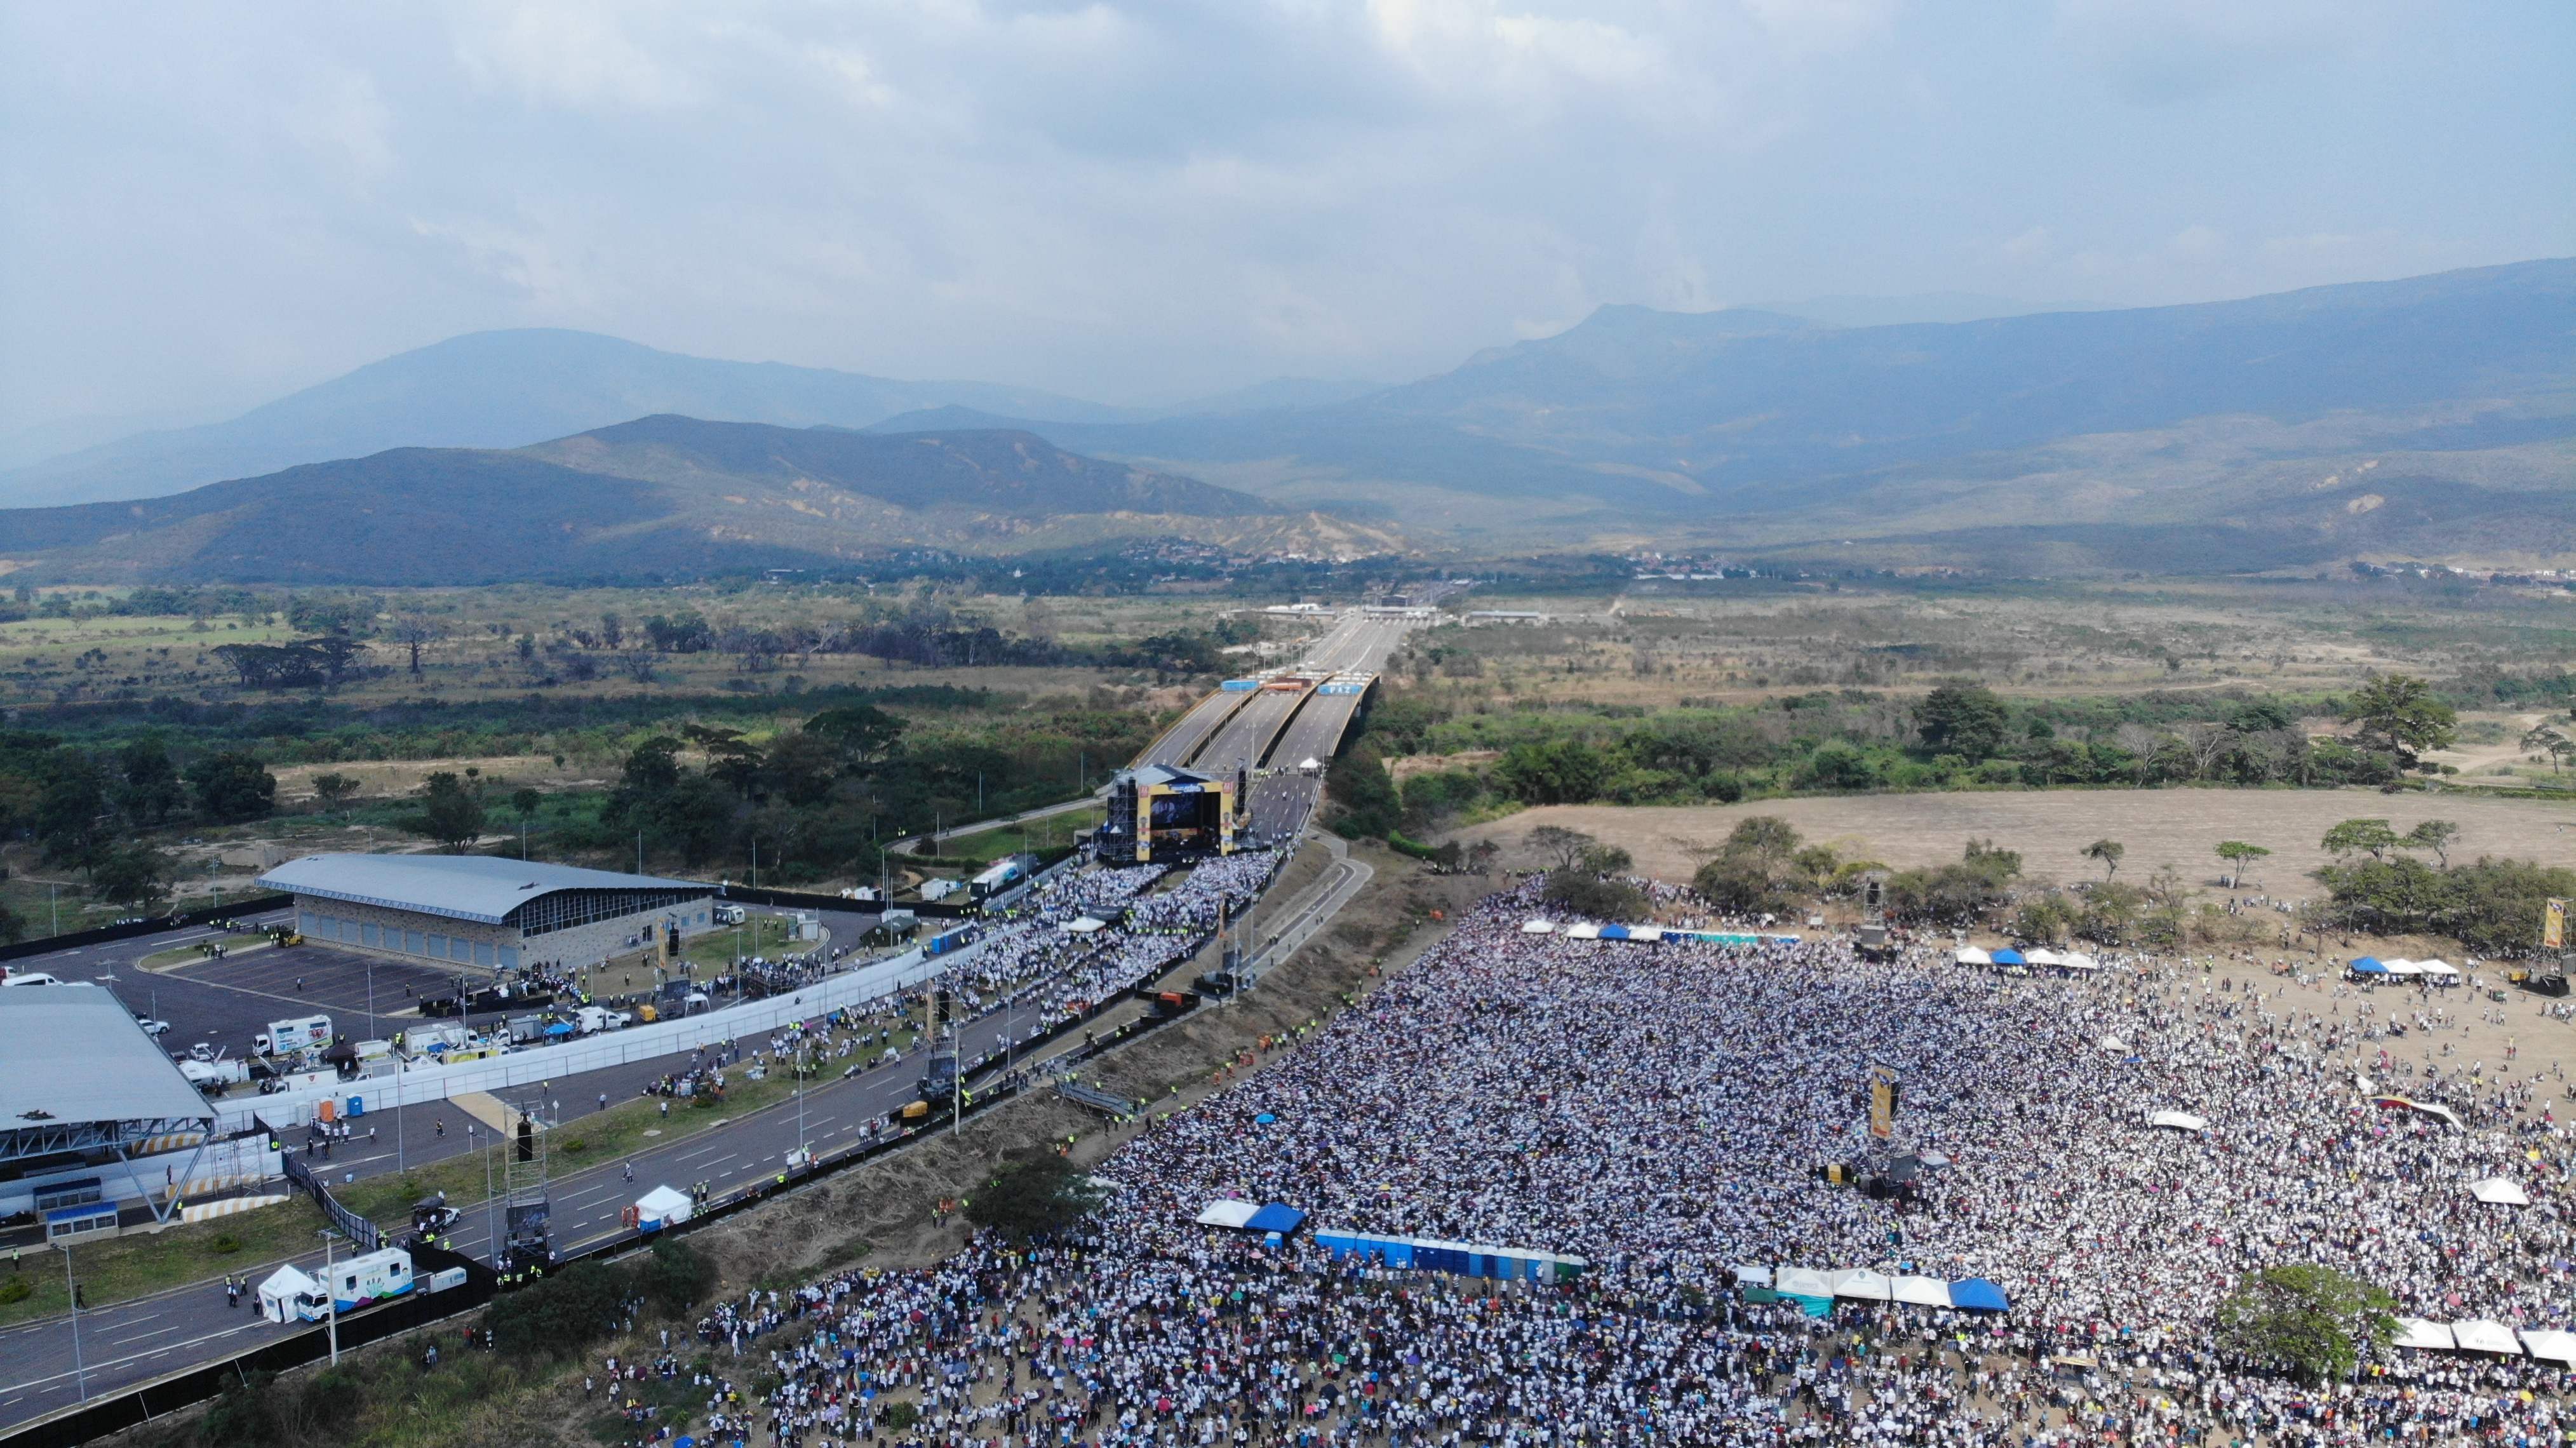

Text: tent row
xmin=2347 ymin=956 xmax=2462 ymax=981
xmin=1519 ymin=921 xmax=1799 ymax=946
xmin=2394 ymin=1318 xmax=2576 ymax=1362
xmin=1955 ymin=946 xmax=2101 ymax=970
xmin=1733 ymin=1265 xmax=2008 ymax=1313
xmin=1313 ymin=1227 xmax=1588 ymax=1283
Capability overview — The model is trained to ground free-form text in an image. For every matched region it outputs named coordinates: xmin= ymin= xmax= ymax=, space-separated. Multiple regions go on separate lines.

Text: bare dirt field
xmin=1454 ymin=788 xmax=2576 ymax=894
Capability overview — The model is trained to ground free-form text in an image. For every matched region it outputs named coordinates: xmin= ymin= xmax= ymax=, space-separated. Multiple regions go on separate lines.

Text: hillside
xmin=0 ymin=418 xmax=1404 ymax=584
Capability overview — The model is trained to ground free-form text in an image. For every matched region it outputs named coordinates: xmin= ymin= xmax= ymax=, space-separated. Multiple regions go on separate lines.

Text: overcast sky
xmin=3 ymin=0 xmax=2568 ymax=434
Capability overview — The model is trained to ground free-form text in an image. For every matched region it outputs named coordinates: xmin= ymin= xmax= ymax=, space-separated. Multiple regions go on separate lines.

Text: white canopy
xmin=1564 ymin=923 xmax=1602 ymax=940
xmin=1730 ymin=1264 xmax=1773 ymax=1286
xmin=2451 ymin=1319 xmax=2524 ymax=1355
xmin=1891 ymin=1275 xmax=1952 ymax=1308
xmin=1953 ymin=947 xmax=1991 ymax=966
xmin=2392 ymin=1318 xmax=2457 ymax=1351
xmin=634 ymin=1184 xmax=694 ymax=1225
xmin=2148 ymin=1110 xmax=2209 ymax=1132
xmin=2521 ymin=1329 xmax=2576 ymax=1365
xmin=2382 ymin=958 xmax=2422 ymax=975
xmin=1825 ymin=1267 xmax=1894 ymax=1301
xmin=1773 ymin=1268 xmax=1834 ymax=1299
xmin=2060 ymin=952 xmax=2102 ymax=971
xmin=1195 ymin=1200 xmax=1260 ymax=1228
xmin=1625 ymin=925 xmax=1666 ymax=942
xmin=2415 ymin=960 xmax=2460 ymax=978
xmin=2468 ymin=1177 xmax=2532 ymax=1205
xmin=1063 ymin=916 xmax=1110 ymax=934
xmin=255 ymin=1264 xmax=323 ymax=1324
xmin=2023 ymin=948 xmax=2063 ymax=967
xmin=1520 ymin=920 xmax=1557 ymax=934
xmin=2100 ymin=1034 xmax=2129 ymax=1052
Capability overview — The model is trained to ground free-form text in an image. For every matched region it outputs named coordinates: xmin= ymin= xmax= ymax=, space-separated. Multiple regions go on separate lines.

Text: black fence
xmin=0 ymin=894 xmax=295 ymax=965
xmin=267 ymin=1116 xmax=382 ymax=1256
xmin=710 ymin=882 xmax=976 ymax=920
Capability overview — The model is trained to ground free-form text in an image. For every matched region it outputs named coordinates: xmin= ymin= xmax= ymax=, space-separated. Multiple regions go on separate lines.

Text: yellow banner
xmin=2547 ymin=897 xmax=2567 ymax=952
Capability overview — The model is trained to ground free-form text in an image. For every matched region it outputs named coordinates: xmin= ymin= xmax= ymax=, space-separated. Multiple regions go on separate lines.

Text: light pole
xmin=318 ymin=1229 xmax=342 ymax=1365
xmin=63 ymin=1243 xmax=86 ymax=1402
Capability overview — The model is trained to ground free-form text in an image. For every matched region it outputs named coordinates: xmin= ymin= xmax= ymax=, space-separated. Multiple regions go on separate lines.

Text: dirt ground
xmin=1456 ymin=788 xmax=2576 ymax=895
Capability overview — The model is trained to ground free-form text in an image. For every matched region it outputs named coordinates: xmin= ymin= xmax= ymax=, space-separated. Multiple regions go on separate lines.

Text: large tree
xmin=185 ymin=751 xmax=276 ymax=822
xmin=1912 ymin=683 xmax=2011 ymax=760
xmin=2342 ymin=673 xmax=2457 ymax=767
xmin=2213 ymin=1264 xmax=2396 ymax=1383
xmin=412 ymin=772 xmax=487 ymax=852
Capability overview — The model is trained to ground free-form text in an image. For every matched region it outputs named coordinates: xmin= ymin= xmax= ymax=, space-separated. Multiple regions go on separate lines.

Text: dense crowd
xmin=669 ymin=875 xmax=2576 ymax=1448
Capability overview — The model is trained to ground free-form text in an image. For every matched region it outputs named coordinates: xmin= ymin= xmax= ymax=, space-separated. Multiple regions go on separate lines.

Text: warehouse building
xmin=257 ymin=854 xmax=716 ymax=973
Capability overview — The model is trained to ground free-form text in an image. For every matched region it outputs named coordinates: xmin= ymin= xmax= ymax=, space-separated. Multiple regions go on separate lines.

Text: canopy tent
xmin=1730 ymin=1265 xmax=1773 ymax=1286
xmin=2100 ymin=1034 xmax=2129 ymax=1052
xmin=1826 ymin=1268 xmax=1895 ymax=1301
xmin=1596 ymin=924 xmax=1663 ymax=942
xmin=2349 ymin=956 xmax=2389 ymax=975
xmin=1953 ymin=947 xmax=1992 ymax=966
xmin=2468 ymin=1177 xmax=2532 ymax=1205
xmin=2059 ymin=952 xmax=2102 ymax=971
xmin=1947 ymin=1278 xmax=2009 ymax=1312
xmin=1990 ymin=949 xmax=2026 ymax=966
xmin=1519 ymin=920 xmax=1557 ymax=934
xmin=1564 ymin=923 xmax=1602 ymax=940
xmin=1064 ymin=916 xmax=1110 ymax=934
xmin=2148 ymin=1110 xmax=2210 ymax=1132
xmin=1891 ymin=1276 xmax=1952 ymax=1308
xmin=2023 ymin=947 xmax=2062 ymax=967
xmin=2392 ymin=1318 xmax=2457 ymax=1351
xmin=1195 ymin=1200 xmax=1260 ymax=1228
xmin=2521 ymin=1329 xmax=2576 ymax=1366
xmin=2383 ymin=958 xmax=2422 ymax=976
xmin=257 ymin=1264 xmax=325 ymax=1324
xmin=2450 ymin=1319 xmax=2524 ymax=1356
xmin=2415 ymin=959 xmax=2461 ymax=980
xmin=1246 ymin=1203 xmax=1307 ymax=1235
xmin=634 ymin=1184 xmax=694 ymax=1231
xmin=1773 ymin=1268 xmax=1834 ymax=1298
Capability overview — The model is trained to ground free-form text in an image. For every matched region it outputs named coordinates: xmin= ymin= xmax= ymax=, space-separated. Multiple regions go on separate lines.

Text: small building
xmin=258 ymin=854 xmax=716 ymax=974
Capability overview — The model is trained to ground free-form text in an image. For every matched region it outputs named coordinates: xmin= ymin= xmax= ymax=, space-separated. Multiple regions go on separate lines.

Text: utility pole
xmin=63 ymin=1243 xmax=85 ymax=1401
xmin=636 ymin=831 xmax=644 ymax=875
xmin=318 ymin=1230 xmax=341 ymax=1365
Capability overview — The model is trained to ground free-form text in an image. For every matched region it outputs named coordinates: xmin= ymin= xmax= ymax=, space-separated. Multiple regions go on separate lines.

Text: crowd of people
xmin=667 ymin=873 xmax=2576 ymax=1448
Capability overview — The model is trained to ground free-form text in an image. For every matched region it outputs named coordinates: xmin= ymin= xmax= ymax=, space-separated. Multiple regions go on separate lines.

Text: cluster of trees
xmin=0 ymin=729 xmax=277 ymax=927
xmin=2309 ymin=816 xmax=2572 ymax=955
xmin=482 ymin=1238 xmax=716 ymax=1360
xmin=1374 ymin=673 xmax=2464 ymax=822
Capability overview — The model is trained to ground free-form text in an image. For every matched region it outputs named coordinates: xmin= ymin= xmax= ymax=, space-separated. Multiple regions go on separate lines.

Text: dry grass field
xmin=1456 ymin=788 xmax=2576 ymax=895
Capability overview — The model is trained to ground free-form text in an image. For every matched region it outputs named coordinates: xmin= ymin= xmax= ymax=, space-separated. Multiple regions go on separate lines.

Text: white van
xmin=1 ymin=972 xmax=64 ymax=988
xmin=328 ymin=1247 xmax=413 ymax=1312
xmin=256 ymin=1014 xmax=333 ymax=1056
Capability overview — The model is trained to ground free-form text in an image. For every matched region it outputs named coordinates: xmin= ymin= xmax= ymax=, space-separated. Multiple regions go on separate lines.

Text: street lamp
xmin=318 ymin=1228 xmax=342 ymax=1365
xmin=62 ymin=1241 xmax=86 ymax=1402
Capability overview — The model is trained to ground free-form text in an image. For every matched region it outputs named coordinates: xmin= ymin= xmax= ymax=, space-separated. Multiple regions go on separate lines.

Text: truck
xmin=713 ymin=903 xmax=748 ymax=925
xmin=970 ymin=856 xmax=1028 ymax=901
xmin=326 ymin=1247 xmax=415 ymax=1313
xmin=178 ymin=1055 xmax=252 ymax=1090
xmin=504 ymin=1014 xmax=548 ymax=1045
xmin=919 ymin=878 xmax=963 ymax=902
xmin=402 ymin=1022 xmax=471 ymax=1058
xmin=575 ymin=1005 xmax=631 ymax=1035
xmin=255 ymin=1014 xmax=332 ymax=1056
xmin=838 ymin=886 xmax=885 ymax=904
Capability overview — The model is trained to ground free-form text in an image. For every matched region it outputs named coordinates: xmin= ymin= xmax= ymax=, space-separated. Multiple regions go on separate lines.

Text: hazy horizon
xmin=4 ymin=1 xmax=2570 ymax=436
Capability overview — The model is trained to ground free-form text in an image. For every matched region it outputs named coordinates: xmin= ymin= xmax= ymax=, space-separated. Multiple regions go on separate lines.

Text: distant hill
xmin=0 ymin=417 xmax=1405 ymax=584
xmin=922 ymin=260 xmax=2576 ymax=566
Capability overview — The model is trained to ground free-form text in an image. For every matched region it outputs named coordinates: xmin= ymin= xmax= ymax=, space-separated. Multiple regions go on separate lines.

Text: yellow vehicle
xmin=634 ymin=1003 xmax=659 ymax=1023
xmin=901 ymin=1100 xmax=930 ymax=1122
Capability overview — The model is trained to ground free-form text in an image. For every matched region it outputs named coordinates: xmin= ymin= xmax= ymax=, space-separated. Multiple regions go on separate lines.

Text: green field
xmin=929 ymin=802 xmax=1103 ymax=868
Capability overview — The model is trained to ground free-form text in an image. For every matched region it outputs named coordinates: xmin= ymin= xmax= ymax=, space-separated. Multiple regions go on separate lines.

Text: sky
xmin=2 ymin=0 xmax=2569 ymax=438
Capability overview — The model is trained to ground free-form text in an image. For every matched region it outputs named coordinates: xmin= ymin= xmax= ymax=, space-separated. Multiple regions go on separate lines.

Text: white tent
xmin=1195 ymin=1200 xmax=1260 ymax=1228
xmin=2023 ymin=948 xmax=2063 ymax=967
xmin=635 ymin=1184 xmax=694 ymax=1231
xmin=1520 ymin=920 xmax=1557 ymax=935
xmin=1564 ymin=923 xmax=1602 ymax=940
xmin=1625 ymin=925 xmax=1666 ymax=942
xmin=1891 ymin=1275 xmax=1952 ymax=1308
xmin=2382 ymin=958 xmax=2422 ymax=976
xmin=2468 ymin=1177 xmax=2532 ymax=1206
xmin=1953 ymin=947 xmax=1991 ymax=966
xmin=1730 ymin=1264 xmax=1773 ymax=1286
xmin=1773 ymin=1268 xmax=1834 ymax=1300
xmin=2100 ymin=1033 xmax=2129 ymax=1052
xmin=257 ymin=1263 xmax=325 ymax=1324
xmin=1825 ymin=1267 xmax=1894 ymax=1301
xmin=2451 ymin=1319 xmax=2524 ymax=1355
xmin=2392 ymin=1318 xmax=2457 ymax=1351
xmin=2060 ymin=952 xmax=2102 ymax=971
xmin=2521 ymin=1329 xmax=2576 ymax=1365
xmin=2415 ymin=959 xmax=2460 ymax=980
xmin=2148 ymin=1110 xmax=2210 ymax=1132
xmin=1063 ymin=916 xmax=1110 ymax=934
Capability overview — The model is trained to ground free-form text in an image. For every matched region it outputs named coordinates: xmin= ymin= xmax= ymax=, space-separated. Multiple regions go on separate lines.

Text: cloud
xmin=2052 ymin=0 xmax=2356 ymax=104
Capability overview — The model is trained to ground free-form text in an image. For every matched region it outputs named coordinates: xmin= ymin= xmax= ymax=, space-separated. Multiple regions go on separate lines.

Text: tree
xmin=386 ymin=612 xmax=448 ymax=676
xmin=2404 ymin=819 xmax=2460 ymax=869
xmin=1542 ymin=871 xmax=1649 ymax=921
xmin=1913 ymin=683 xmax=2011 ymax=760
xmin=2214 ymin=840 xmax=2271 ymax=887
xmin=807 ymin=705 xmax=908 ymax=764
xmin=2322 ymin=818 xmax=2401 ymax=862
xmin=1724 ymin=816 xmax=1804 ymax=880
xmin=2012 ymin=892 xmax=2076 ymax=944
xmin=2213 ymin=1264 xmax=2396 ymax=1383
xmin=185 ymin=751 xmax=276 ymax=822
xmin=90 ymin=846 xmax=173 ymax=915
xmin=115 ymin=738 xmax=185 ymax=826
xmin=1323 ymin=744 xmax=1400 ymax=840
xmin=1525 ymin=825 xmax=1597 ymax=873
xmin=0 ymin=899 xmax=23 ymax=944
xmin=413 ymin=772 xmax=486 ymax=852
xmin=631 ymin=1238 xmax=717 ymax=1318
xmin=2521 ymin=723 xmax=2573 ymax=774
xmin=1576 ymin=843 xmax=1633 ymax=876
xmin=965 ymin=1155 xmax=1104 ymax=1244
xmin=2080 ymin=839 xmax=2124 ymax=882
xmin=2342 ymin=673 xmax=2457 ymax=767
xmin=311 ymin=772 xmax=359 ymax=816
xmin=1465 ymin=840 xmax=1501 ymax=875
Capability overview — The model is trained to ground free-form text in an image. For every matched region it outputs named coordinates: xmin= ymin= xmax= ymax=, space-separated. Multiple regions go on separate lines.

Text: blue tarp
xmin=1948 ymin=1278 xmax=2009 ymax=1311
xmin=1990 ymin=949 xmax=2027 ymax=966
xmin=1247 ymin=1203 xmax=1306 ymax=1235
xmin=1599 ymin=925 xmax=1632 ymax=940
xmin=2349 ymin=956 xmax=2387 ymax=974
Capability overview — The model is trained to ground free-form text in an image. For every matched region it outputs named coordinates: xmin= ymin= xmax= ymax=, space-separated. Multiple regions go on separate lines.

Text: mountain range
xmin=2 ymin=258 xmax=2568 ymax=577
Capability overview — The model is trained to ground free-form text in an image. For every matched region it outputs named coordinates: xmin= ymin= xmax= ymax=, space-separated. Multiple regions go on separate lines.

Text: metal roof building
xmin=257 ymin=854 xmax=716 ymax=974
xmin=0 ymin=985 xmax=217 ymax=1224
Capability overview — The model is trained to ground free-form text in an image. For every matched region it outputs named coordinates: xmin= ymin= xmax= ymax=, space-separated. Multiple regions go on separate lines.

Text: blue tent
xmin=1599 ymin=925 xmax=1632 ymax=941
xmin=1247 ymin=1203 xmax=1307 ymax=1235
xmin=1948 ymin=1278 xmax=2009 ymax=1311
xmin=2349 ymin=956 xmax=2387 ymax=974
xmin=1990 ymin=949 xmax=2027 ymax=966
xmin=1255 ymin=1113 xmax=1278 ymax=1124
